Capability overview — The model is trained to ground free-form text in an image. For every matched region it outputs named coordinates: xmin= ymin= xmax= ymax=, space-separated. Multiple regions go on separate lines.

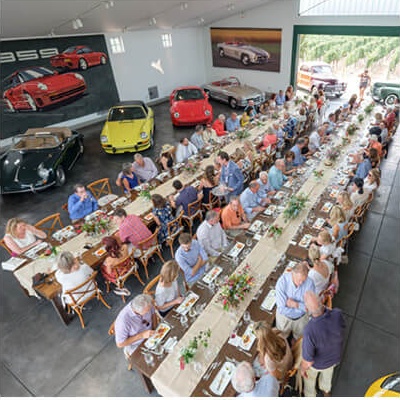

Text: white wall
xmin=105 ymin=28 xmax=207 ymax=103
xmin=204 ymin=0 xmax=399 ymax=93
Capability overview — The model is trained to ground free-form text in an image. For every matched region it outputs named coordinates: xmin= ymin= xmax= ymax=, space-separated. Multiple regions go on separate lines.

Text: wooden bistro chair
xmin=182 ymin=198 xmax=203 ymax=236
xmin=279 ymin=336 xmax=303 ymax=396
xmin=34 ymin=213 xmax=64 ymax=237
xmin=165 ymin=211 xmax=185 ymax=258
xmin=202 ymin=192 xmax=221 ymax=214
xmin=64 ymin=271 xmax=111 ymax=329
xmin=135 ymin=227 xmax=165 ymax=280
xmin=87 ymin=177 xmax=115 ymax=201
xmin=0 ymin=238 xmax=12 ymax=255
xmin=104 ymin=251 xmax=145 ymax=303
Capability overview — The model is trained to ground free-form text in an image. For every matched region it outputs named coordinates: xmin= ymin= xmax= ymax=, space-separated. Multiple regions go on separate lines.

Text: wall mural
xmin=0 ymin=35 xmax=119 ymax=139
xmin=210 ymin=27 xmax=282 ymax=73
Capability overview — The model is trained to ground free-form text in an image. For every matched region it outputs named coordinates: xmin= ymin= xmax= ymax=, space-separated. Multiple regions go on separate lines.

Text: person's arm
xmin=116 ymin=330 xmax=155 ymax=348
xmin=152 ymin=214 xmax=161 ymax=227
xmin=91 ymin=196 xmax=99 ymax=211
xmin=230 ymin=166 xmax=244 ymax=193
xmin=150 ymin=159 xmax=159 ymax=177
xmin=26 ymin=224 xmax=47 ymax=239
xmin=122 ymin=177 xmax=130 ymax=193
xmin=199 ymin=234 xmax=220 ymax=258
xmin=3 ymin=235 xmax=43 ymax=255
xmin=191 ymin=255 xmax=206 ymax=277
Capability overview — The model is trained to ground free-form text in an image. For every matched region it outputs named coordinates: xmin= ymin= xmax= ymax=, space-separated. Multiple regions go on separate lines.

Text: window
xmin=109 ymin=36 xmax=125 ymax=54
xmin=161 ymin=33 xmax=172 ymax=48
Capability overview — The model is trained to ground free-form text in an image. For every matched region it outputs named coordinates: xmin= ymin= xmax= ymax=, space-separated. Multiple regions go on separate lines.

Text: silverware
xmin=202 ymin=389 xmax=212 ymax=397
xmin=236 ymin=346 xmax=252 ymax=357
xmin=203 ymin=362 xmax=217 ymax=380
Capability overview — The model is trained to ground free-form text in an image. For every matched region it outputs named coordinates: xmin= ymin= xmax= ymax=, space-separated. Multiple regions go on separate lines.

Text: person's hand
xmin=35 ymin=239 xmax=43 ymax=245
xmin=142 ymin=330 xmax=155 ymax=339
xmin=242 ymin=222 xmax=251 ymax=229
xmin=286 ymin=298 xmax=298 ymax=308
xmin=301 ymin=366 xmax=309 ymax=378
xmin=175 ymin=296 xmax=184 ymax=305
xmin=228 ymin=187 xmax=234 ymax=192
xmin=288 ymin=177 xmax=294 ymax=182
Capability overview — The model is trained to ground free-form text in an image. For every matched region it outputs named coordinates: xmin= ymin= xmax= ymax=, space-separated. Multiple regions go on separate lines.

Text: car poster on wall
xmin=0 ymin=35 xmax=119 ymax=139
xmin=210 ymin=27 xmax=282 ymax=73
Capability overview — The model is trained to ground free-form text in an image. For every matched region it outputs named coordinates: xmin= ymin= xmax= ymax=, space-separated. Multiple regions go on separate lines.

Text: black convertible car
xmin=1 ymin=127 xmax=83 ymax=194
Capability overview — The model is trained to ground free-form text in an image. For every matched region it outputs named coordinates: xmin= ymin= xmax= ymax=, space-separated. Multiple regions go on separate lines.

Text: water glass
xmin=188 ymin=307 xmax=197 ymax=319
xmin=144 ymin=352 xmax=154 ymax=367
xmin=246 ymin=237 xmax=253 ymax=247
xmin=243 ymin=311 xmax=252 ymax=324
xmin=180 ymin=314 xmax=188 ymax=327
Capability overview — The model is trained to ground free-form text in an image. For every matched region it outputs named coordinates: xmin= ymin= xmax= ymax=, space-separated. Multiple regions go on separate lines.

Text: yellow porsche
xmin=100 ymin=101 xmax=154 ymax=154
xmin=365 ymin=372 xmax=400 ymax=397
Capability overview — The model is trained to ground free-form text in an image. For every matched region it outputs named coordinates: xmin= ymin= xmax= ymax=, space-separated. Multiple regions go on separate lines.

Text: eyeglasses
xmin=236 ymin=211 xmax=240 ymax=218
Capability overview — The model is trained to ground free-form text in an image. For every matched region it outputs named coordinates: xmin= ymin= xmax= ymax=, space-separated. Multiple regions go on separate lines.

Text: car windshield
xmin=63 ymin=47 xmax=78 ymax=54
xmin=312 ymin=65 xmax=332 ymax=74
xmin=382 ymin=375 xmax=400 ymax=392
xmin=18 ymin=67 xmax=55 ymax=82
xmin=11 ymin=134 xmax=60 ymax=150
xmin=109 ymin=107 xmax=146 ymax=121
xmin=175 ymin=89 xmax=204 ymax=101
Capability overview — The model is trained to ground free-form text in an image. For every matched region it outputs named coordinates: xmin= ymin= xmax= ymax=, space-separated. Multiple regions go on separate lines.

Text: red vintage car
xmin=169 ymin=86 xmax=213 ymax=126
xmin=50 ymin=45 xmax=107 ymax=71
xmin=2 ymin=66 xmax=86 ymax=112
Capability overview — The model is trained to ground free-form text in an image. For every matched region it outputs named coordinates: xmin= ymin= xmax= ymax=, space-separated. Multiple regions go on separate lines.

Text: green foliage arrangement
xmin=364 ymin=103 xmax=375 ymax=115
xmin=283 ymin=193 xmax=309 ymax=222
xmin=346 ymin=123 xmax=359 ymax=136
xmin=267 ymin=224 xmax=283 ymax=239
xmin=236 ymin=129 xmax=251 ymax=140
xmin=357 ymin=114 xmax=365 ymax=123
xmin=81 ymin=213 xmax=111 ymax=235
xmin=179 ymin=329 xmax=212 ymax=369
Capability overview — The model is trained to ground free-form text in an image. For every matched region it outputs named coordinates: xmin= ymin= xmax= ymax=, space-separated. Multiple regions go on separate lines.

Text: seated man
xmin=240 ymin=180 xmax=270 ymax=220
xmin=324 ymin=113 xmax=336 ymax=135
xmin=175 ymin=233 xmax=208 ymax=286
xmin=169 ymin=179 xmax=201 ymax=216
xmin=309 ymin=125 xmax=328 ymax=153
xmin=68 ymin=183 xmax=98 ymax=222
xmin=349 ymin=152 xmax=372 ymax=180
xmin=203 ymin=123 xmax=220 ymax=144
xmin=196 ymin=210 xmax=228 ymax=261
xmin=221 ymin=196 xmax=250 ymax=236
xmin=244 ymin=99 xmax=259 ymax=118
xmin=175 ymin=137 xmax=198 ymax=163
xmin=275 ymin=89 xmax=286 ymax=106
xmin=212 ymin=114 xmax=228 ymax=136
xmin=113 ymin=208 xmax=153 ymax=256
xmin=268 ymin=159 xmax=289 ymax=191
xmin=226 ymin=112 xmax=240 ymax=132
xmin=132 ymin=153 xmax=158 ymax=182
xmin=276 ymin=261 xmax=316 ymax=340
xmin=190 ymin=125 xmax=206 ymax=150
xmin=114 ymin=294 xmax=157 ymax=358
xmin=257 ymin=171 xmax=276 ymax=198
xmin=231 ymin=361 xmax=279 ymax=397
xmin=271 ymin=121 xmax=285 ymax=149
xmin=282 ymin=111 xmax=298 ymax=139
xmin=290 ymin=138 xmax=308 ymax=166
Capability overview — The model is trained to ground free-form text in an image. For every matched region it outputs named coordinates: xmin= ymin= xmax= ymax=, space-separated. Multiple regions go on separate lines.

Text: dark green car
xmin=371 ymin=81 xmax=400 ymax=106
xmin=1 ymin=127 xmax=83 ymax=194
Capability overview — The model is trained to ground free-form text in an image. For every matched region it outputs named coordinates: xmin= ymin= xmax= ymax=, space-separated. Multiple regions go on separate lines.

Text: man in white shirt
xmin=175 ymin=137 xmax=198 ymax=163
xmin=196 ymin=210 xmax=228 ymax=261
xmin=309 ymin=125 xmax=328 ymax=154
xmin=132 ymin=153 xmax=158 ymax=182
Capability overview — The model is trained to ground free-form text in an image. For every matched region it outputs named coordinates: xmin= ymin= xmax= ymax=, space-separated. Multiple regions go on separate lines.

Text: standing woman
xmin=3 ymin=218 xmax=46 ymax=256
xmin=199 ymin=165 xmax=217 ymax=205
xmin=359 ymin=69 xmax=371 ymax=101
xmin=151 ymin=194 xmax=174 ymax=243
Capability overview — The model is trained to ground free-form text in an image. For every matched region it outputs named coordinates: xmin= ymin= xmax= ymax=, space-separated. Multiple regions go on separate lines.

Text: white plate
xmin=248 ymin=220 xmax=263 ymax=233
xmin=133 ymin=185 xmax=142 ymax=191
xmin=97 ymin=193 xmax=118 ymax=207
xmin=330 ymin=188 xmax=340 ymax=198
xmin=274 ymin=191 xmax=285 ymax=200
xmin=24 ymin=242 xmax=49 ymax=259
xmin=299 ymin=234 xmax=313 ymax=248
xmin=227 ymin=242 xmax=245 ymax=258
xmin=240 ymin=324 xmax=256 ymax=351
xmin=85 ymin=210 xmax=104 ymax=221
xmin=321 ymin=202 xmax=333 ymax=213
xmin=2 ymin=257 xmax=27 ymax=271
xmin=261 ymin=289 xmax=276 ymax=312
xmin=175 ymin=291 xmax=199 ymax=315
xmin=285 ymin=260 xmax=297 ymax=272
xmin=94 ymin=247 xmax=107 ymax=257
xmin=163 ymin=336 xmax=177 ymax=353
xmin=144 ymin=323 xmax=171 ymax=349
xmin=263 ymin=205 xmax=276 ymax=216
xmin=111 ymin=197 xmax=127 ymax=208
xmin=312 ymin=218 xmax=325 ymax=230
xmin=209 ymin=362 xmax=236 ymax=396
xmin=283 ymin=180 xmax=292 ymax=188
xmin=202 ymin=266 xmax=223 ymax=285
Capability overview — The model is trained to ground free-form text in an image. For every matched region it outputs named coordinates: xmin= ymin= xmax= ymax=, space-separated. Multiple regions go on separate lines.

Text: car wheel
xmin=219 ymin=48 xmax=225 ymax=57
xmin=384 ymin=94 xmax=398 ymax=106
xmin=24 ymin=93 xmax=37 ymax=111
xmin=100 ymin=56 xmax=107 ymax=65
xmin=241 ymin=54 xmax=250 ymax=66
xmin=79 ymin=58 xmax=88 ymax=70
xmin=55 ymin=165 xmax=66 ymax=187
xmin=4 ymin=98 xmax=15 ymax=112
xmin=229 ymin=97 xmax=237 ymax=109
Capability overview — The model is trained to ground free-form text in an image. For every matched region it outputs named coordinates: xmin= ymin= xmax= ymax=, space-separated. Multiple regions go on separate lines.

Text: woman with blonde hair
xmin=327 ymin=205 xmax=348 ymax=243
xmin=4 ymin=217 xmax=46 ymax=256
xmin=364 ymin=168 xmax=380 ymax=193
xmin=337 ymin=191 xmax=355 ymax=221
xmin=243 ymin=139 xmax=257 ymax=166
xmin=308 ymin=244 xmax=332 ymax=294
xmin=155 ymin=260 xmax=184 ymax=316
xmin=234 ymin=147 xmax=251 ymax=172
xmin=253 ymin=321 xmax=293 ymax=381
xmin=312 ymin=229 xmax=336 ymax=262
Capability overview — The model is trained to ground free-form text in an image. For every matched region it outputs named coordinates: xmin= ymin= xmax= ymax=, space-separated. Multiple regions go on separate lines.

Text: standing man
xmin=190 ymin=125 xmax=206 ymax=150
xmin=275 ymin=262 xmax=315 ymax=340
xmin=68 ymin=183 xmax=98 ymax=222
xmin=301 ymin=291 xmax=346 ymax=397
xmin=217 ymin=151 xmax=244 ymax=201
xmin=132 ymin=153 xmax=158 ymax=182
xmin=359 ymin=69 xmax=371 ymax=101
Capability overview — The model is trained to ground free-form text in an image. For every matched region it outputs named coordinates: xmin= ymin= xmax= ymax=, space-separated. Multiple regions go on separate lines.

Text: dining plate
xmin=261 ymin=289 xmax=276 ymax=312
xmin=144 ymin=213 xmax=153 ymax=221
xmin=97 ymin=194 xmax=118 ymax=207
xmin=263 ymin=205 xmax=276 ymax=216
xmin=144 ymin=323 xmax=171 ymax=349
xmin=209 ymin=361 xmax=236 ymax=396
xmin=248 ymin=220 xmax=263 ymax=233
xmin=283 ymin=180 xmax=292 ymax=188
xmin=274 ymin=191 xmax=285 ymax=200
xmin=312 ymin=218 xmax=325 ymax=230
xmin=24 ymin=242 xmax=49 ymax=259
xmin=285 ymin=260 xmax=297 ymax=272
xmin=240 ymin=324 xmax=256 ymax=351
xmin=94 ymin=247 xmax=107 ymax=257
xmin=299 ymin=234 xmax=313 ymax=248
xmin=111 ymin=197 xmax=127 ymax=208
xmin=176 ymin=291 xmax=199 ymax=315
xmin=330 ymin=188 xmax=340 ymax=198
xmin=227 ymin=242 xmax=245 ymax=258
xmin=202 ymin=266 xmax=223 ymax=285
xmin=321 ymin=202 xmax=333 ymax=213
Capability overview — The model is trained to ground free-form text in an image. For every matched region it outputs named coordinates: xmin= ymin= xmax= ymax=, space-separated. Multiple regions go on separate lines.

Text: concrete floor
xmin=0 ymin=98 xmax=399 ymax=397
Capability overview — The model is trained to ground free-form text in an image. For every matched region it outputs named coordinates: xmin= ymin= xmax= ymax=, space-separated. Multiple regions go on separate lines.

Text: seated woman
xmin=350 ymin=177 xmax=370 ymax=208
xmin=307 ymin=244 xmax=332 ymax=295
xmin=368 ymin=147 xmax=380 ymax=169
xmin=240 ymin=108 xmax=252 ymax=127
xmin=55 ymin=251 xmax=95 ymax=304
xmin=363 ymin=168 xmax=380 ymax=193
xmin=233 ymin=148 xmax=251 ymax=173
xmin=155 ymin=260 xmax=183 ymax=317
xmin=327 ymin=205 xmax=348 ymax=244
xmin=120 ymin=162 xmax=140 ymax=193
xmin=243 ymin=139 xmax=257 ymax=166
xmin=151 ymin=194 xmax=174 ymax=243
xmin=261 ymin=127 xmax=277 ymax=151
xmin=253 ymin=321 xmax=293 ymax=382
xmin=259 ymin=100 xmax=270 ymax=116
xmin=283 ymin=151 xmax=297 ymax=176
xmin=100 ymin=236 xmax=130 ymax=295
xmin=199 ymin=165 xmax=217 ymax=205
xmin=4 ymin=218 xmax=46 ymax=256
xmin=311 ymin=229 xmax=336 ymax=262
xmin=159 ymin=144 xmax=175 ymax=171
xmin=336 ymin=191 xmax=355 ymax=222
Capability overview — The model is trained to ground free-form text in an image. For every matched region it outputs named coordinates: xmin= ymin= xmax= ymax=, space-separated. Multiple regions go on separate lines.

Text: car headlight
xmin=37 ymin=163 xmax=50 ymax=180
xmin=174 ymin=112 xmax=180 ymax=118
xmin=74 ymin=73 xmax=84 ymax=80
xmin=205 ymin=110 xmax=211 ymax=116
xmin=100 ymin=135 xmax=108 ymax=143
xmin=37 ymin=83 xmax=48 ymax=90
xmin=140 ymin=132 xmax=148 ymax=139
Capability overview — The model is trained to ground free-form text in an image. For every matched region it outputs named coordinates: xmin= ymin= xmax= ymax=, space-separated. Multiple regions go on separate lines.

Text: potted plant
xmin=283 ymin=193 xmax=309 ymax=222
xmin=81 ymin=213 xmax=111 ymax=236
xmin=325 ymin=146 xmax=341 ymax=166
xmin=267 ymin=224 xmax=283 ymax=240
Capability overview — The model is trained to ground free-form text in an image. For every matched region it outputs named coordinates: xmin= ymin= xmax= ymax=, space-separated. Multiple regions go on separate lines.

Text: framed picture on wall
xmin=210 ymin=27 xmax=282 ymax=72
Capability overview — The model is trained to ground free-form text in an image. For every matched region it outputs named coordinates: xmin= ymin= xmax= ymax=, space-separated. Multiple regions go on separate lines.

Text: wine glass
xmin=144 ymin=352 xmax=154 ymax=367
xmin=243 ymin=311 xmax=252 ymax=325
xmin=180 ymin=313 xmax=188 ymax=327
xmin=208 ymin=281 xmax=216 ymax=294
xmin=246 ymin=237 xmax=253 ymax=247
xmin=188 ymin=307 xmax=197 ymax=319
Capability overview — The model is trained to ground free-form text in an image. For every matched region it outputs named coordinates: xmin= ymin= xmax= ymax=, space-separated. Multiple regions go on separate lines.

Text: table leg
xmin=138 ymin=372 xmax=154 ymax=394
xmin=51 ymin=294 xmax=73 ymax=326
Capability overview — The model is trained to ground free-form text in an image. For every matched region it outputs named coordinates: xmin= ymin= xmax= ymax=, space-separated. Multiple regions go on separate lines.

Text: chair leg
xmin=141 ymin=259 xmax=149 ymax=280
xmin=98 ymin=293 xmax=111 ymax=309
xmin=168 ymin=242 xmax=175 ymax=258
xmin=75 ymin=307 xmax=86 ymax=329
xmin=134 ymin=270 xmax=145 ymax=286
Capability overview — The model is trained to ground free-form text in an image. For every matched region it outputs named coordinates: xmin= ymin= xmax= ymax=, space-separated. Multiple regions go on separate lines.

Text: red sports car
xmin=2 ymin=66 xmax=86 ymax=112
xmin=169 ymin=86 xmax=213 ymax=126
xmin=50 ymin=45 xmax=107 ymax=71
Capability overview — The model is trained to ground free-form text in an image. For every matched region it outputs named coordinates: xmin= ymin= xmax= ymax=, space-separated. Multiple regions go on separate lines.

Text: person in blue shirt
xmin=349 ymin=153 xmax=372 ymax=180
xmin=175 ymin=233 xmax=208 ymax=286
xmin=282 ymin=111 xmax=298 ymax=139
xmin=244 ymin=99 xmax=258 ymax=117
xmin=275 ymin=261 xmax=316 ymax=340
xmin=217 ymin=151 xmax=244 ymax=201
xmin=290 ymin=138 xmax=308 ymax=166
xmin=240 ymin=180 xmax=270 ymax=220
xmin=68 ymin=184 xmax=98 ymax=222
xmin=275 ymin=90 xmax=285 ymax=106
xmin=190 ymin=125 xmax=205 ymax=150
xmin=226 ymin=112 xmax=240 ymax=132
xmin=268 ymin=159 xmax=288 ymax=190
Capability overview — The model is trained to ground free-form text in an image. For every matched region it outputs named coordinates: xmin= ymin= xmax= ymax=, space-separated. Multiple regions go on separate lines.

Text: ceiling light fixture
xmin=180 ymin=2 xmax=188 ymax=10
xmin=197 ymin=17 xmax=205 ymax=25
xmin=72 ymin=18 xmax=83 ymax=29
xmin=149 ymin=17 xmax=157 ymax=26
xmin=48 ymin=29 xmax=56 ymax=37
xmin=104 ymin=0 xmax=114 ymax=9
xmin=227 ymin=3 xmax=235 ymax=11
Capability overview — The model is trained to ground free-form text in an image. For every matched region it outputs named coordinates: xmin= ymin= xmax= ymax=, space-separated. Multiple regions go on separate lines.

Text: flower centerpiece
xmin=294 ymin=97 xmax=303 ymax=106
xmin=325 ymin=146 xmax=341 ymax=165
xmin=183 ymin=161 xmax=199 ymax=176
xmin=346 ymin=123 xmax=359 ymax=136
xmin=283 ymin=193 xmax=309 ymax=222
xmin=81 ymin=212 xmax=111 ymax=236
xmin=218 ymin=264 xmax=255 ymax=311
xmin=43 ymin=245 xmax=60 ymax=257
xmin=139 ymin=183 xmax=153 ymax=201
xmin=313 ymin=170 xmax=324 ymax=180
xmin=235 ymin=129 xmax=251 ymax=140
xmin=271 ymin=111 xmax=279 ymax=120
xmin=357 ymin=113 xmax=365 ymax=123
xmin=179 ymin=329 xmax=211 ymax=370
xmin=267 ymin=224 xmax=283 ymax=239
xmin=364 ymin=103 xmax=374 ymax=115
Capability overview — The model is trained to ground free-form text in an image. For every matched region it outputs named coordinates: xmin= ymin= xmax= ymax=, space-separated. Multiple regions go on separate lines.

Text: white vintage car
xmin=217 ymin=42 xmax=270 ymax=66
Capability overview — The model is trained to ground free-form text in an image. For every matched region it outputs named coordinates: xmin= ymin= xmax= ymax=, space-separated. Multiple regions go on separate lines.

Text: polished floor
xmin=0 ymin=99 xmax=399 ymax=397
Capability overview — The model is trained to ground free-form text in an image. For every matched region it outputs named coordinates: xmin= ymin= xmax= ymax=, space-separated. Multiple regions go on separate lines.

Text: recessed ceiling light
xmin=180 ymin=2 xmax=188 ymax=10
